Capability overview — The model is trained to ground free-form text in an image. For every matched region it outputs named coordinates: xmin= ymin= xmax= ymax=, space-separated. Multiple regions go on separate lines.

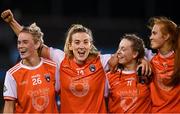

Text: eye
xmin=84 ymin=39 xmax=91 ymax=44
xmin=24 ymin=40 xmax=28 ymax=44
xmin=17 ymin=41 xmax=21 ymax=45
xmin=121 ymin=48 xmax=126 ymax=52
xmin=74 ymin=41 xmax=80 ymax=45
xmin=84 ymin=41 xmax=89 ymax=44
xmin=118 ymin=47 xmax=126 ymax=53
xmin=152 ymin=31 xmax=156 ymax=35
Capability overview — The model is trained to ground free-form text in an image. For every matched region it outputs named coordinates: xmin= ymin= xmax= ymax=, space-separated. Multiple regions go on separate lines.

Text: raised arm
xmin=1 ymin=9 xmax=23 ymax=36
xmin=1 ymin=9 xmax=51 ymax=59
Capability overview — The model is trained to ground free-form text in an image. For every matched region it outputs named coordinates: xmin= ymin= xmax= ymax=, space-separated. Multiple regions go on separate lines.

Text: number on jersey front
xmin=32 ymin=77 xmax=42 ymax=85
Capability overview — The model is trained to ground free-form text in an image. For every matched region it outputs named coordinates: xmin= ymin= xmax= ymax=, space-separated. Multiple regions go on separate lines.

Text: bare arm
xmin=108 ymin=52 xmax=119 ymax=73
xmin=40 ymin=44 xmax=51 ymax=59
xmin=1 ymin=9 xmax=23 ymax=36
xmin=1 ymin=9 xmax=50 ymax=59
xmin=3 ymin=100 xmax=15 ymax=113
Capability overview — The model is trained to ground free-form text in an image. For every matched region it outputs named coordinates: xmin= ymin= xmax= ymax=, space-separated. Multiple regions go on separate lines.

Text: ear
xmin=68 ymin=43 xmax=73 ymax=51
xmin=164 ymin=33 xmax=170 ymax=41
xmin=133 ymin=51 xmax=138 ymax=59
xmin=35 ymin=41 xmax=41 ymax=50
xmin=90 ymin=42 xmax=93 ymax=48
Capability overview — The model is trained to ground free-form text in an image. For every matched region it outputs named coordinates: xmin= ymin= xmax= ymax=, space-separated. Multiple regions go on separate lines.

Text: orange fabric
xmin=5 ymin=59 xmax=58 ymax=113
xmin=107 ymin=70 xmax=151 ymax=113
xmin=150 ymin=52 xmax=180 ymax=113
xmin=59 ymin=55 xmax=107 ymax=113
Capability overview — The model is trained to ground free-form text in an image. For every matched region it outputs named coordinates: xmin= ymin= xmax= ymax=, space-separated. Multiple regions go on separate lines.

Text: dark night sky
xmin=0 ymin=0 xmax=179 ymax=67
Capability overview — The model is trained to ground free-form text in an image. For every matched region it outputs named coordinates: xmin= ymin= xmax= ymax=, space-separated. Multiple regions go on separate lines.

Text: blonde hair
xmin=64 ymin=24 xmax=99 ymax=57
xmin=20 ymin=23 xmax=44 ymax=54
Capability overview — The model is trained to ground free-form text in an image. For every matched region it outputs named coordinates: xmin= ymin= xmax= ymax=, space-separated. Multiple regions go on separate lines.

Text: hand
xmin=137 ymin=67 xmax=152 ymax=84
xmin=137 ymin=58 xmax=152 ymax=76
xmin=1 ymin=9 xmax=14 ymax=23
xmin=108 ymin=52 xmax=119 ymax=73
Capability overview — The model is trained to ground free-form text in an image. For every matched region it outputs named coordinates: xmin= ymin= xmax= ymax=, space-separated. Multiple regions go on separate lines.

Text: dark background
xmin=0 ymin=0 xmax=179 ymax=112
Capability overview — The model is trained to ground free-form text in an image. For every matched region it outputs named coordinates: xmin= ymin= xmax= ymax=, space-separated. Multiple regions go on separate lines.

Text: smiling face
xmin=117 ymin=39 xmax=137 ymax=66
xmin=69 ymin=32 xmax=92 ymax=65
xmin=150 ymin=24 xmax=167 ymax=50
xmin=17 ymin=32 xmax=39 ymax=60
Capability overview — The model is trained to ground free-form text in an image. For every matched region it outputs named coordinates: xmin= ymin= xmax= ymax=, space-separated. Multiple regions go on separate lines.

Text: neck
xmin=73 ymin=58 xmax=86 ymax=66
xmin=123 ymin=60 xmax=137 ymax=71
xmin=159 ymin=42 xmax=173 ymax=55
xmin=22 ymin=57 xmax=41 ymax=67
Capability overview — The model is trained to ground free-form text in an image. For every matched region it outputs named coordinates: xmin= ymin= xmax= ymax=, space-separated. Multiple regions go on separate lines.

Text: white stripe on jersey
xmin=43 ymin=58 xmax=57 ymax=67
xmin=8 ymin=63 xmax=21 ymax=75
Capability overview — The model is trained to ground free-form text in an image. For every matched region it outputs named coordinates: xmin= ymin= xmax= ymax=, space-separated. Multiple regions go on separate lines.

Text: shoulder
xmin=100 ymin=54 xmax=111 ymax=60
xmin=107 ymin=69 xmax=121 ymax=79
xmin=7 ymin=62 xmax=21 ymax=75
xmin=42 ymin=58 xmax=57 ymax=67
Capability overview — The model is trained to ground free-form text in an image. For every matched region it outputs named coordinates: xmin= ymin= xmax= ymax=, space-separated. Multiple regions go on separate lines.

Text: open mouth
xmin=19 ymin=49 xmax=27 ymax=55
xmin=78 ymin=51 xmax=85 ymax=57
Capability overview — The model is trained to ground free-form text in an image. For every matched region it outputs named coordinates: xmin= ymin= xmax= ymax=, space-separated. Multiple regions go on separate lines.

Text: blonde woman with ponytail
xmin=3 ymin=22 xmax=59 ymax=113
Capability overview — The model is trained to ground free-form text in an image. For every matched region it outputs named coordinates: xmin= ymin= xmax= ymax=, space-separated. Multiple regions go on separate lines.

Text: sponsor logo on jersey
xmin=20 ymin=80 xmax=28 ymax=85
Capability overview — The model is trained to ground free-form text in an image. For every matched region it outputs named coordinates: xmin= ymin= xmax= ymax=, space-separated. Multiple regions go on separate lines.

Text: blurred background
xmin=0 ymin=0 xmax=179 ymax=112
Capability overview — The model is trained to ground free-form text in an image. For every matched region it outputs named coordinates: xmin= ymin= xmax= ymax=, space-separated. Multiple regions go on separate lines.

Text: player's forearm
xmin=3 ymin=100 xmax=15 ymax=113
xmin=9 ymin=18 xmax=23 ymax=36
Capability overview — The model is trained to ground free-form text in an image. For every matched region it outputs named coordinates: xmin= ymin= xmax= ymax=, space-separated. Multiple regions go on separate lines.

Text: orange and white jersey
xmin=49 ymin=47 xmax=110 ymax=72
xmin=150 ymin=51 xmax=180 ymax=113
xmin=107 ymin=70 xmax=151 ymax=113
xmin=49 ymin=47 xmax=111 ymax=113
xmin=3 ymin=58 xmax=59 ymax=113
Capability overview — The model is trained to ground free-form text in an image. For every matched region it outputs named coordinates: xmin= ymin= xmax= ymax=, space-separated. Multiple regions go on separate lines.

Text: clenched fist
xmin=1 ymin=9 xmax=14 ymax=23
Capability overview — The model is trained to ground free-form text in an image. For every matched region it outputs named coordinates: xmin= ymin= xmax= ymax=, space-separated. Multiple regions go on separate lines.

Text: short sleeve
xmin=49 ymin=47 xmax=65 ymax=68
xmin=3 ymin=71 xmax=17 ymax=100
xmin=100 ymin=54 xmax=111 ymax=72
xmin=145 ymin=48 xmax=155 ymax=61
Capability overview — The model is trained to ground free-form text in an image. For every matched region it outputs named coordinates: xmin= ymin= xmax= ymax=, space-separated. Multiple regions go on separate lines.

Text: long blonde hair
xmin=64 ymin=24 xmax=99 ymax=57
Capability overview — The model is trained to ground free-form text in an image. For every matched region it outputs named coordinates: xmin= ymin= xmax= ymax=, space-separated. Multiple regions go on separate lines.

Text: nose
xmin=117 ymin=49 xmax=120 ymax=54
xmin=117 ymin=49 xmax=122 ymax=57
xmin=17 ymin=41 xmax=24 ymax=49
xmin=79 ymin=42 xmax=85 ymax=49
xmin=149 ymin=34 xmax=153 ymax=40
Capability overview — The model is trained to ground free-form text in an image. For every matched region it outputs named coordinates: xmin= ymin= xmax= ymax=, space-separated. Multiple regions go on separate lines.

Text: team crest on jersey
xmin=3 ymin=85 xmax=7 ymax=93
xmin=120 ymin=96 xmax=137 ymax=111
xmin=28 ymin=88 xmax=49 ymax=111
xmin=89 ymin=64 xmax=96 ymax=72
xmin=69 ymin=77 xmax=90 ymax=97
xmin=44 ymin=74 xmax=50 ymax=82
